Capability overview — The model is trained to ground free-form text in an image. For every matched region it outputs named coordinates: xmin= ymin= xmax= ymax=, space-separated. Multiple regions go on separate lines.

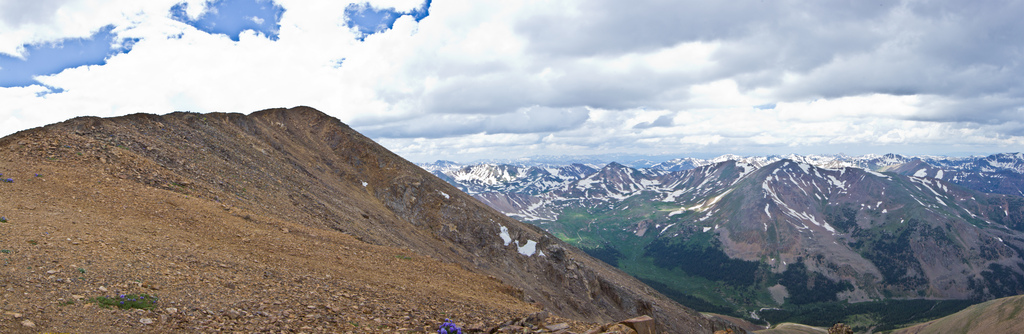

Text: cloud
xmin=0 ymin=0 xmax=208 ymax=57
xmin=360 ymin=106 xmax=590 ymax=138
xmin=632 ymin=114 xmax=673 ymax=129
xmin=0 ymin=0 xmax=1023 ymax=163
xmin=0 ymin=0 xmax=70 ymax=31
xmin=515 ymin=0 xmax=776 ymax=57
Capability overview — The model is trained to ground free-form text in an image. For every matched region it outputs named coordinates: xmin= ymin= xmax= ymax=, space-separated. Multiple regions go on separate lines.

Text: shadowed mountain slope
xmin=0 ymin=107 xmax=737 ymax=333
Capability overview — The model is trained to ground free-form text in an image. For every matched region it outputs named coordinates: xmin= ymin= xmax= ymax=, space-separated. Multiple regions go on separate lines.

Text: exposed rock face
xmin=0 ymin=107 xmax=736 ymax=333
xmin=827 ymin=323 xmax=853 ymax=334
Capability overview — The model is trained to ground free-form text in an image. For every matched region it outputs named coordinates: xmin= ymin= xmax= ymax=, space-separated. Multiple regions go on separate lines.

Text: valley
xmin=423 ymin=153 xmax=1024 ymax=331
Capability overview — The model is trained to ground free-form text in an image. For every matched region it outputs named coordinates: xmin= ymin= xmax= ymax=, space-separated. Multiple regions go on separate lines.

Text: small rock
xmin=226 ymin=310 xmax=241 ymax=319
xmin=828 ymin=323 xmax=854 ymax=334
xmin=72 ymin=294 xmax=85 ymax=300
xmin=604 ymin=323 xmax=637 ymax=334
xmin=619 ymin=315 xmax=655 ymax=334
xmin=465 ymin=322 xmax=491 ymax=333
xmin=98 ymin=286 xmax=108 ymax=292
xmin=523 ymin=311 xmax=548 ymax=326
xmin=46 ymin=269 xmax=59 ymax=274
xmin=544 ymin=323 xmax=570 ymax=331
xmin=140 ymin=317 xmax=154 ymax=325
xmin=6 ymin=312 xmax=23 ymax=318
xmin=21 ymin=319 xmax=35 ymax=327
xmin=498 ymin=325 xmax=528 ymax=333
xmin=165 ymin=307 xmax=178 ymax=314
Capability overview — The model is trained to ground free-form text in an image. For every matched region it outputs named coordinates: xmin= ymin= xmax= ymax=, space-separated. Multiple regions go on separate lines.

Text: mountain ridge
xmin=426 ymin=154 xmax=1024 ymax=328
xmin=0 ymin=107 xmax=741 ymax=333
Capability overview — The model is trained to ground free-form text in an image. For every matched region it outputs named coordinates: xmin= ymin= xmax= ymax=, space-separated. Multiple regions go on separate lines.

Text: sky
xmin=1 ymin=0 xmax=1023 ymax=163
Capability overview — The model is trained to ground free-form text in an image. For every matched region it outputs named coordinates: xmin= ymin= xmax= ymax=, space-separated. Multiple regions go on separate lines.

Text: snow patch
xmin=703 ymin=226 xmax=712 ymax=232
xmin=826 ymin=175 xmax=846 ymax=191
xmin=361 ymin=181 xmax=368 ymax=187
xmin=914 ymin=169 xmax=928 ymax=177
xmin=662 ymin=189 xmax=687 ymax=202
xmin=935 ymin=170 xmax=944 ymax=179
xmin=439 ymin=191 xmax=450 ymax=199
xmin=518 ymin=240 xmax=538 ymax=256
xmin=498 ymin=225 xmax=512 ymax=246
xmin=864 ymin=169 xmax=890 ymax=179
xmin=687 ymin=189 xmax=732 ymax=212
xmin=499 ymin=224 xmax=540 ymax=257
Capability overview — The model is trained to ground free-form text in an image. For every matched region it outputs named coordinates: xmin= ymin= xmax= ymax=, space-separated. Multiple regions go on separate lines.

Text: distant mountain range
xmin=422 ymin=153 xmax=1024 ymax=198
xmin=420 ymin=153 xmax=1024 ymax=330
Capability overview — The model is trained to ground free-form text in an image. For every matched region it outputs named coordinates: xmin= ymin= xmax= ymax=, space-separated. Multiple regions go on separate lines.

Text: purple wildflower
xmin=438 ymin=318 xmax=462 ymax=334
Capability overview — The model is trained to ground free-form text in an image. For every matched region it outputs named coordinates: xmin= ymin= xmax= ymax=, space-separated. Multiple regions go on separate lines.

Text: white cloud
xmin=1 ymin=0 xmax=1023 ymax=162
xmin=0 ymin=0 xmax=210 ymax=57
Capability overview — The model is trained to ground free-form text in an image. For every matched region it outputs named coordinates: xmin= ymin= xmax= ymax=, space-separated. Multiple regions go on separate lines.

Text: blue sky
xmin=0 ymin=25 xmax=132 ymax=88
xmin=1 ymin=0 xmax=1023 ymax=163
xmin=169 ymin=0 xmax=285 ymax=41
xmin=345 ymin=0 xmax=429 ymax=39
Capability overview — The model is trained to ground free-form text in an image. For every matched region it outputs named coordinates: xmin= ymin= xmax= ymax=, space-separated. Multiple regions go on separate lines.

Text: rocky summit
xmin=0 ymin=107 xmax=742 ymax=333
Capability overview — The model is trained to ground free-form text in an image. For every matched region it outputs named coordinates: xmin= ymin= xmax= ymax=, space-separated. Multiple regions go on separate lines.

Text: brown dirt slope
xmin=0 ymin=107 xmax=738 ymax=333
xmin=891 ymin=294 xmax=1024 ymax=334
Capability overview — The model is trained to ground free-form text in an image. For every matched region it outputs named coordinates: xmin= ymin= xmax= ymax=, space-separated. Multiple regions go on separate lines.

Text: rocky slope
xmin=0 ymin=107 xmax=739 ymax=333
xmin=891 ymin=294 xmax=1024 ymax=334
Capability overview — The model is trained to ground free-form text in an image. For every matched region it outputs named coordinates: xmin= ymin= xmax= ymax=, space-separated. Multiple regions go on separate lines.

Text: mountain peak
xmin=0 ymin=108 xmax=736 ymax=332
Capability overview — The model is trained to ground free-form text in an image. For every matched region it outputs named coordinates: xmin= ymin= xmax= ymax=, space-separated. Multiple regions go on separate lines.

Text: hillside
xmin=892 ymin=294 xmax=1024 ymax=334
xmin=0 ymin=107 xmax=739 ymax=333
